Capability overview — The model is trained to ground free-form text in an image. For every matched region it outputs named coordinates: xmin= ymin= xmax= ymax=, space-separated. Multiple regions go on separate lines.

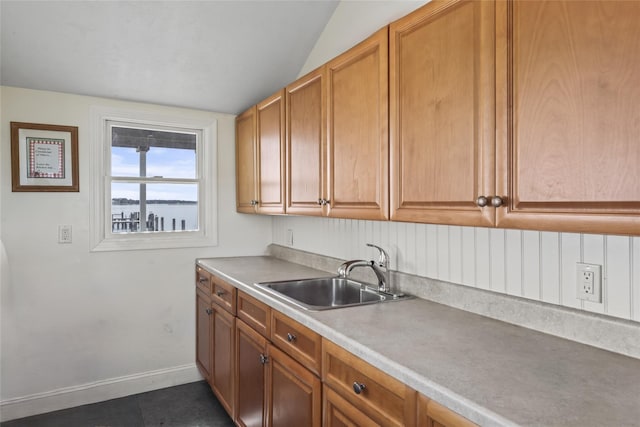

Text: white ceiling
xmin=0 ymin=0 xmax=339 ymax=114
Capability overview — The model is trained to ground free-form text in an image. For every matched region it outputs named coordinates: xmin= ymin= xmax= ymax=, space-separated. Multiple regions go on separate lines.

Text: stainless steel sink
xmin=255 ymin=277 xmax=410 ymax=311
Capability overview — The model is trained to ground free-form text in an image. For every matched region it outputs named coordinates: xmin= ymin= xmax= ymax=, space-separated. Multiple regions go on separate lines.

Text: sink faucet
xmin=338 ymin=243 xmax=390 ymax=293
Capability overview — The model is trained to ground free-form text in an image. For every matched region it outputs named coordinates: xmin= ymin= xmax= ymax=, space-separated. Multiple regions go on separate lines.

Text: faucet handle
xmin=366 ymin=243 xmax=389 ymax=268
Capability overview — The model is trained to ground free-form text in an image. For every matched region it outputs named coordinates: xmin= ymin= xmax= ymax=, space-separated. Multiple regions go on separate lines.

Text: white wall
xmin=0 ymin=87 xmax=272 ymax=419
xmin=278 ymin=0 xmax=640 ymax=324
xmin=298 ymin=0 xmax=427 ymax=76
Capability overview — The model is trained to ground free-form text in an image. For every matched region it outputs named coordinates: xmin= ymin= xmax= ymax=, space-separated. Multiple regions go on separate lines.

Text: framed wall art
xmin=10 ymin=122 xmax=79 ymax=192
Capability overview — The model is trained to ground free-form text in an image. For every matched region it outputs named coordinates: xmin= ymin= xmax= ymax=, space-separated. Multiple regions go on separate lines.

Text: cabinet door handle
xmin=205 ymin=308 xmax=213 ymax=315
xmin=259 ymin=354 xmax=269 ymax=364
xmin=286 ymin=333 xmax=297 ymax=343
xmin=352 ymin=382 xmax=366 ymax=395
xmin=491 ymin=196 xmax=504 ymax=207
xmin=476 ymin=196 xmax=488 ymax=207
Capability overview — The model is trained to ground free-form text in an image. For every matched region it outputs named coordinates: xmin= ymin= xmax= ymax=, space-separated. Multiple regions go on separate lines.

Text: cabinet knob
xmin=250 ymin=199 xmax=259 ymax=206
xmin=476 ymin=196 xmax=489 ymax=207
xmin=259 ymin=354 xmax=269 ymax=365
xmin=352 ymin=382 xmax=366 ymax=395
xmin=317 ymin=199 xmax=323 ymax=205
xmin=321 ymin=198 xmax=330 ymax=206
xmin=205 ymin=308 xmax=213 ymax=315
xmin=216 ymin=290 xmax=225 ymax=297
xmin=198 ymin=277 xmax=208 ymax=283
xmin=491 ymin=196 xmax=504 ymax=207
xmin=286 ymin=333 xmax=297 ymax=343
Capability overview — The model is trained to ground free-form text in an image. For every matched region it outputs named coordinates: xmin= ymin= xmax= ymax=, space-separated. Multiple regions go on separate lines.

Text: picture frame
xmin=10 ymin=122 xmax=79 ymax=192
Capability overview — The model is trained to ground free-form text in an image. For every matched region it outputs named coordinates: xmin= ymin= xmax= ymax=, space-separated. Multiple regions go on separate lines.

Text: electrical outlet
xmin=58 ymin=225 xmax=72 ymax=244
xmin=576 ymin=263 xmax=602 ymax=303
xmin=286 ymin=229 xmax=294 ymax=246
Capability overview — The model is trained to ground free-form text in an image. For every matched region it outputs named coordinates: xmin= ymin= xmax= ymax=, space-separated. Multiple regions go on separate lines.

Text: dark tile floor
xmin=1 ymin=381 xmax=235 ymax=427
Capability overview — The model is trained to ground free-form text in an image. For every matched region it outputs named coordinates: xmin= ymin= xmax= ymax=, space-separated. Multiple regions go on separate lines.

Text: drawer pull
xmin=216 ymin=290 xmax=225 ymax=297
xmin=205 ymin=308 xmax=213 ymax=315
xmin=352 ymin=382 xmax=366 ymax=395
xmin=198 ymin=277 xmax=208 ymax=283
xmin=286 ymin=333 xmax=297 ymax=343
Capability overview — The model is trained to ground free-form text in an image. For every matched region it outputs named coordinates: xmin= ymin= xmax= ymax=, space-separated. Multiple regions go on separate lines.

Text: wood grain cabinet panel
xmin=237 ymin=290 xmax=271 ymax=339
xmin=390 ymin=0 xmax=495 ymax=227
xmin=286 ymin=67 xmax=326 ymax=216
xmin=235 ymin=319 xmax=268 ymax=427
xmin=323 ymin=339 xmax=416 ymax=427
xmin=417 ymin=394 xmax=477 ymax=427
xmin=267 ymin=344 xmax=321 ymax=427
xmin=196 ymin=266 xmax=212 ymax=295
xmin=236 ymin=106 xmax=257 ymax=213
xmin=211 ymin=306 xmax=235 ymax=416
xmin=256 ymin=90 xmax=286 ymax=214
xmin=210 ymin=275 xmax=237 ymax=315
xmin=195 ymin=288 xmax=212 ymax=382
xmin=270 ymin=310 xmax=322 ymax=375
xmin=324 ymin=384 xmax=382 ymax=427
xmin=326 ymin=27 xmax=389 ymax=220
xmin=495 ymin=0 xmax=640 ymax=234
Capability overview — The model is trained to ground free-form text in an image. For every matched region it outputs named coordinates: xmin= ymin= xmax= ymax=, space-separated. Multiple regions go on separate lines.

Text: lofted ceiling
xmin=0 ymin=0 xmax=339 ymax=114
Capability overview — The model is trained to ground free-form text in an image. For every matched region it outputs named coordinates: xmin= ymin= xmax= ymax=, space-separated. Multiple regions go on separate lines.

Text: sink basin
xmin=255 ymin=277 xmax=409 ymax=311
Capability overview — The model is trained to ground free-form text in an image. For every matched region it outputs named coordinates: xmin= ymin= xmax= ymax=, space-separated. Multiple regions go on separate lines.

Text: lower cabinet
xmin=196 ymin=267 xmax=479 ymax=427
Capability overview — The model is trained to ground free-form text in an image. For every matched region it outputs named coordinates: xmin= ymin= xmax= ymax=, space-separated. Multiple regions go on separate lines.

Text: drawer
xmin=418 ymin=394 xmax=478 ymax=427
xmin=237 ymin=291 xmax=271 ymax=338
xmin=271 ymin=311 xmax=322 ymax=375
xmin=322 ymin=339 xmax=416 ymax=427
xmin=210 ymin=274 xmax=237 ymax=315
xmin=196 ymin=266 xmax=212 ymax=294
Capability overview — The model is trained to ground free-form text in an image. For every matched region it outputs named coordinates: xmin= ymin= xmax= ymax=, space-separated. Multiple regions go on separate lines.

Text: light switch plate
xmin=58 ymin=225 xmax=72 ymax=243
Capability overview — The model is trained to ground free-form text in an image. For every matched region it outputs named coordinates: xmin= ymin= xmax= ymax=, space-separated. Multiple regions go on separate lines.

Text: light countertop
xmin=197 ymin=256 xmax=640 ymax=427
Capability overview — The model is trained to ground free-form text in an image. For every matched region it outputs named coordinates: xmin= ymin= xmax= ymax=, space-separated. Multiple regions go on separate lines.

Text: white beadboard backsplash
xmin=273 ymin=216 xmax=640 ymax=323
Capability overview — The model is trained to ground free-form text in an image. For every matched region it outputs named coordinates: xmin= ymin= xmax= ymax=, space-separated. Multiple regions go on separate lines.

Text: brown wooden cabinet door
xmin=390 ymin=0 xmax=495 ymax=227
xmin=236 ymin=106 xmax=257 ymax=213
xmin=496 ymin=0 xmax=640 ymax=234
xmin=257 ymin=90 xmax=286 ymax=214
xmin=235 ymin=319 xmax=268 ymax=427
xmin=196 ymin=289 xmax=212 ymax=381
xmin=286 ymin=67 xmax=326 ymax=216
xmin=327 ymin=27 xmax=389 ymax=220
xmin=267 ymin=344 xmax=321 ymax=427
xmin=323 ymin=385 xmax=381 ymax=427
xmin=211 ymin=306 xmax=235 ymax=417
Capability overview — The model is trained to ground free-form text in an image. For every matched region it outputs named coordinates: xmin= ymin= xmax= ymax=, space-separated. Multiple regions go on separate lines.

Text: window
xmin=91 ymin=106 xmax=217 ymax=251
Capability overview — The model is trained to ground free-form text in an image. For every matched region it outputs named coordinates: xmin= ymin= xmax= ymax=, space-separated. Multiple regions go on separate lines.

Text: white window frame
xmin=90 ymin=105 xmax=217 ymax=251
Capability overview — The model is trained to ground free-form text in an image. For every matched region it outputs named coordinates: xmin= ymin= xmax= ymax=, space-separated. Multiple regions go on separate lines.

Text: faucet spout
xmin=337 ymin=250 xmax=390 ymax=293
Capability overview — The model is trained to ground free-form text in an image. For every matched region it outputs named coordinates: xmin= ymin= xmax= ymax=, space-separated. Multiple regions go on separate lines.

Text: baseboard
xmin=0 ymin=363 xmax=203 ymax=422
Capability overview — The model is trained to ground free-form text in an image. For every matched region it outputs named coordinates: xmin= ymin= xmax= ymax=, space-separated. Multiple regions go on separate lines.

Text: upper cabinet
xmin=286 ymin=67 xmax=326 ymax=216
xmin=390 ymin=0 xmax=496 ymax=227
xmin=236 ymin=106 xmax=257 ymax=213
xmin=236 ymin=90 xmax=286 ymax=215
xmin=326 ymin=27 xmax=389 ymax=220
xmin=495 ymin=0 xmax=640 ymax=235
xmin=256 ymin=90 xmax=286 ymax=214
xmin=238 ymin=0 xmax=640 ymax=236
